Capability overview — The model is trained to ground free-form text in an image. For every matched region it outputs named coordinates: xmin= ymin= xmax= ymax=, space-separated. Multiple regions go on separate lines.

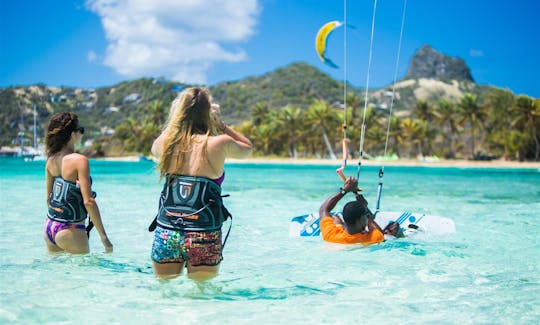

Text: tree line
xmin=101 ymin=88 xmax=539 ymax=161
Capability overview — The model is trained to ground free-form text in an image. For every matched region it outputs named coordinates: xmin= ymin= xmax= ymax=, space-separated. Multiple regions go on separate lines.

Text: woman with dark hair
xmin=44 ymin=112 xmax=113 ymax=254
xmin=150 ymin=87 xmax=252 ymax=280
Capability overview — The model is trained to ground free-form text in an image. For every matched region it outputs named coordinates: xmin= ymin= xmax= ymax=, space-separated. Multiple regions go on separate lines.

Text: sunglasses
xmin=74 ymin=126 xmax=85 ymax=134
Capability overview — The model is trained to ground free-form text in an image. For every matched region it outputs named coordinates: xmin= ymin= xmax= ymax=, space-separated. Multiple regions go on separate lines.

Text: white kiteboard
xmin=290 ymin=211 xmax=455 ymax=237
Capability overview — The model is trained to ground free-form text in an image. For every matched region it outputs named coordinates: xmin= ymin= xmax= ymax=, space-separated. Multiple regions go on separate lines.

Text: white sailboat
xmin=23 ymin=105 xmax=45 ymax=161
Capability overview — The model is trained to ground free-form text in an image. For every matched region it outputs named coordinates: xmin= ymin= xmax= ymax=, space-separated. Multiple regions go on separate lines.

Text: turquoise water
xmin=1 ymin=158 xmax=539 ymax=324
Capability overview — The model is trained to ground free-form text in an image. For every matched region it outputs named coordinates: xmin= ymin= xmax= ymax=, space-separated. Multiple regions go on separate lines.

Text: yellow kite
xmin=315 ymin=20 xmax=343 ymax=68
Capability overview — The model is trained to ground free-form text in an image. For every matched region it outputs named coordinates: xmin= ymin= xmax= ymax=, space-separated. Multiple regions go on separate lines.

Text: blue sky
xmin=1 ymin=0 xmax=539 ymax=97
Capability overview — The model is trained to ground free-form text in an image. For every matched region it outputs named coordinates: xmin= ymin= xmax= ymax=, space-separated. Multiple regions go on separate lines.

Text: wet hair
xmin=342 ymin=200 xmax=372 ymax=232
xmin=158 ymin=87 xmax=213 ymax=177
xmin=45 ymin=112 xmax=80 ymax=157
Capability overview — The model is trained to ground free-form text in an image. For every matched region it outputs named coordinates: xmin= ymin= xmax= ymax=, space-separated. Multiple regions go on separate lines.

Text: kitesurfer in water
xmin=319 ymin=177 xmax=404 ymax=245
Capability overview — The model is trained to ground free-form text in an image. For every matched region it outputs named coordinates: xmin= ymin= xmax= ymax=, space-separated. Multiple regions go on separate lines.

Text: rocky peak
xmin=405 ymin=45 xmax=474 ymax=82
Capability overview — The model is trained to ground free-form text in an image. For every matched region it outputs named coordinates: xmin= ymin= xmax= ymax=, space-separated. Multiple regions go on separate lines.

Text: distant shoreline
xmin=227 ymin=157 xmax=540 ymax=169
xmin=96 ymin=155 xmax=540 ymax=169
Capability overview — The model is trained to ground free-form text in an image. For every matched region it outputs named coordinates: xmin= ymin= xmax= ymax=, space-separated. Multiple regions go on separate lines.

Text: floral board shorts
xmin=151 ymin=226 xmax=223 ymax=266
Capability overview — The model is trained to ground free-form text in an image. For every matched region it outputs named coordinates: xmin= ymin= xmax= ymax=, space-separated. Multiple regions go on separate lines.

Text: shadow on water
xmin=19 ymin=237 xmax=468 ymax=303
xmin=25 ymin=254 xmax=344 ymax=301
xmin=90 ymin=256 xmax=154 ymax=274
xmin=366 ymin=239 xmax=468 ymax=258
xmin=27 ymin=253 xmax=155 ymax=275
xmin=179 ymin=281 xmax=347 ymax=301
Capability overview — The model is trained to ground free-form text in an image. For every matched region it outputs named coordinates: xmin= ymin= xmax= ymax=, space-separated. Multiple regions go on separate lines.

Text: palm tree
xmin=412 ymin=100 xmax=437 ymax=155
xmin=399 ymin=118 xmax=426 ymax=158
xmin=458 ymin=93 xmax=486 ymax=158
xmin=363 ymin=107 xmax=385 ymax=155
xmin=511 ymin=96 xmax=540 ymax=161
xmin=306 ymin=99 xmax=340 ymax=159
xmin=276 ymin=105 xmax=304 ymax=158
xmin=346 ymin=92 xmax=362 ymax=123
xmin=251 ymin=102 xmax=269 ymax=126
xmin=330 ymin=92 xmax=362 ymax=160
xmin=412 ymin=100 xmax=435 ymax=122
xmin=434 ymin=99 xmax=459 ymax=158
xmin=484 ymin=89 xmax=515 ymax=159
xmin=387 ymin=115 xmax=402 ymax=158
xmin=120 ymin=117 xmax=140 ymax=153
xmin=237 ymin=120 xmax=256 ymax=146
xmin=254 ymin=124 xmax=273 ymax=156
xmin=139 ymin=121 xmax=160 ymax=155
xmin=147 ymin=100 xmax=167 ymax=126
xmin=262 ymin=109 xmax=285 ymax=155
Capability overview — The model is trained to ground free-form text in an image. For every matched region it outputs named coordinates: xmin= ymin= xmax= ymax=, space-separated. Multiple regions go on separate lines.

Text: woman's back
xmin=164 ymin=135 xmax=223 ymax=179
xmin=158 ymin=132 xmax=251 ymax=178
xmin=46 ymin=153 xmax=84 ymax=182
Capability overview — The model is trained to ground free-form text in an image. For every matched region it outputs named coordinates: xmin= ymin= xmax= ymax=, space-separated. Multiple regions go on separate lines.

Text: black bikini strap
xmin=222 ymin=214 xmax=232 ymax=248
xmin=86 ymin=221 xmax=94 ymax=238
xmin=148 ymin=217 xmax=158 ymax=232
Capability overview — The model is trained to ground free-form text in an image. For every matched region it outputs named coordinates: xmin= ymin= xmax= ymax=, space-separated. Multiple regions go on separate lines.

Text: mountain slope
xmin=0 ymin=45 xmax=533 ymax=150
xmin=210 ymin=62 xmax=343 ymax=123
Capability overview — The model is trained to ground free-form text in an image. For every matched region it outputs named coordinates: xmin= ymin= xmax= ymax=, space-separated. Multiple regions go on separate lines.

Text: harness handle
xmin=336 ymin=136 xmax=349 ymax=182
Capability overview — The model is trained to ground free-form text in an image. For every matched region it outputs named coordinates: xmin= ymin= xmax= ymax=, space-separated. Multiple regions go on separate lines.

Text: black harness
xmin=47 ymin=177 xmax=88 ymax=223
xmin=148 ymin=175 xmax=232 ymax=244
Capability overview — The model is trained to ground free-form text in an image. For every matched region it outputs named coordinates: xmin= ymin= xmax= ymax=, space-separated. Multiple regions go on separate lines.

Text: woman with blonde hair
xmin=44 ymin=112 xmax=113 ymax=254
xmin=150 ymin=87 xmax=252 ymax=280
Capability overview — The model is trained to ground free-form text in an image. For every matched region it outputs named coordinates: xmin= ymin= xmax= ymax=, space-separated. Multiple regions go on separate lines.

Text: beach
xmin=228 ymin=157 xmax=540 ymax=169
xmin=101 ymin=155 xmax=540 ymax=170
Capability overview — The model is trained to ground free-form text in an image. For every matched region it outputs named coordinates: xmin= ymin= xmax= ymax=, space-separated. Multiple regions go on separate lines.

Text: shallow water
xmin=1 ymin=158 xmax=539 ymax=324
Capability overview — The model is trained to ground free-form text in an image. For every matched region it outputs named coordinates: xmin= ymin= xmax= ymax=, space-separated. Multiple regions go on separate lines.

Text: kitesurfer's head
xmin=342 ymin=199 xmax=372 ymax=234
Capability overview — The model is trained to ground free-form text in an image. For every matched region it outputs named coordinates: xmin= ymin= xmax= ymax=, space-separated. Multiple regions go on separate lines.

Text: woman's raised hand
xmin=211 ymin=103 xmax=226 ymax=131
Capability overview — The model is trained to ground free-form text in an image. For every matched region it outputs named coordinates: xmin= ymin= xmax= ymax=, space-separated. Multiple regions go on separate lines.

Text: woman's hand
xmin=211 ymin=103 xmax=226 ymax=131
xmin=101 ymin=237 xmax=113 ymax=253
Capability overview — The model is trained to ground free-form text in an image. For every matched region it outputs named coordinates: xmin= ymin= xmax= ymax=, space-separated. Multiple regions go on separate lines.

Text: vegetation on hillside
xmin=210 ymin=62 xmax=343 ymax=124
xmin=1 ymin=62 xmax=538 ymax=161
xmin=236 ymin=90 xmax=540 ymax=161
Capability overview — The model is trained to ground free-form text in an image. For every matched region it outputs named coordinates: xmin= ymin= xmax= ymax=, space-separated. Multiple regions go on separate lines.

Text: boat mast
xmin=19 ymin=110 xmax=25 ymax=156
xmin=33 ymin=104 xmax=37 ymax=150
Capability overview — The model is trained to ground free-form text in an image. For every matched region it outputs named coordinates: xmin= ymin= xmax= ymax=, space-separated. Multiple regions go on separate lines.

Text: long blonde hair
xmin=158 ymin=87 xmax=212 ymax=177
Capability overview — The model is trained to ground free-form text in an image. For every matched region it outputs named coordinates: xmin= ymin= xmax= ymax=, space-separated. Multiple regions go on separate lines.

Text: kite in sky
xmin=315 ymin=20 xmax=343 ymax=68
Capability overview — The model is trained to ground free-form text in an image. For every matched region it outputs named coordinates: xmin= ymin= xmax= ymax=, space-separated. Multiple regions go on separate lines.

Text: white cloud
xmin=86 ymin=0 xmax=260 ymax=84
xmin=87 ymin=50 xmax=98 ymax=62
xmin=469 ymin=49 xmax=484 ymax=57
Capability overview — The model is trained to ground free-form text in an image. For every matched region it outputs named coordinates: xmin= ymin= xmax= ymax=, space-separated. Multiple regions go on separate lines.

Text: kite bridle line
xmin=337 ymin=0 xmax=377 ymax=183
xmin=356 ymin=0 xmax=378 ymax=181
xmin=336 ymin=0 xmax=348 ymax=182
xmin=335 ymin=0 xmax=408 ymax=214
xmin=375 ymin=0 xmax=407 ymax=212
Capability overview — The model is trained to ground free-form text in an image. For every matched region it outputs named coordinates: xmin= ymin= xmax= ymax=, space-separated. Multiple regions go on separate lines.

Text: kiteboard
xmin=290 ymin=211 xmax=455 ymax=237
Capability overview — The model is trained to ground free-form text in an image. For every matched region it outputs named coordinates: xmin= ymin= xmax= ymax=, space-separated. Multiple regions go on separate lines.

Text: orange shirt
xmin=320 ymin=216 xmax=384 ymax=245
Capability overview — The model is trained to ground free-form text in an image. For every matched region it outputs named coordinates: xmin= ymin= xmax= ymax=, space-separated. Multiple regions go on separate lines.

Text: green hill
xmin=0 ymin=62 xmax=345 ymax=150
xmin=211 ymin=62 xmax=343 ymax=123
xmin=1 ymin=46 xmax=538 ymax=160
